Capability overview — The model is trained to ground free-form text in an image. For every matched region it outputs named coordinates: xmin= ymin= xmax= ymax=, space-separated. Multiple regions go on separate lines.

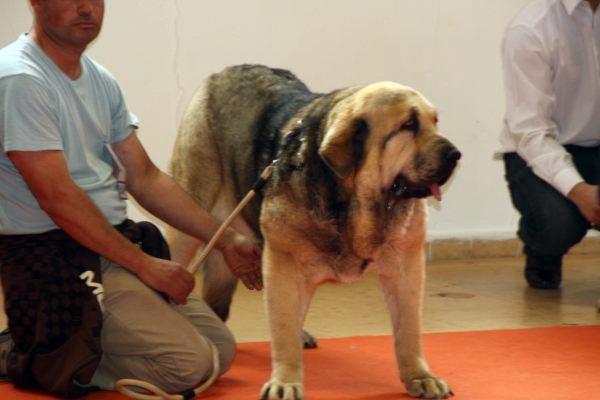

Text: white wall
xmin=1 ymin=0 xmax=533 ymax=240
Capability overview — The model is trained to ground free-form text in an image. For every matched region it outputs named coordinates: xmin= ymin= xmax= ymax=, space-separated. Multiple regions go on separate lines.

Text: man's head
xmin=586 ymin=0 xmax=600 ymax=12
xmin=30 ymin=0 xmax=105 ymax=51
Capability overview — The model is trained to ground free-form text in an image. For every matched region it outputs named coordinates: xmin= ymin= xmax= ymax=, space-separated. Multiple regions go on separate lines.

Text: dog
xmin=167 ymin=64 xmax=460 ymax=399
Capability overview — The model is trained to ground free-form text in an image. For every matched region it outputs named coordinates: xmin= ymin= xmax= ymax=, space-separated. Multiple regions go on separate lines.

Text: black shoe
xmin=0 ymin=330 xmax=13 ymax=382
xmin=524 ymin=254 xmax=562 ymax=290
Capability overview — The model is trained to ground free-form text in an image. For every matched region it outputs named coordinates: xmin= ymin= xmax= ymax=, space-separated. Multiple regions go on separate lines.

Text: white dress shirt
xmin=499 ymin=0 xmax=600 ymax=196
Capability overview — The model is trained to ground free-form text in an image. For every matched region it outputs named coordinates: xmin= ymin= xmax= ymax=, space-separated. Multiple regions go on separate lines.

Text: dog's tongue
xmin=430 ymin=183 xmax=442 ymax=201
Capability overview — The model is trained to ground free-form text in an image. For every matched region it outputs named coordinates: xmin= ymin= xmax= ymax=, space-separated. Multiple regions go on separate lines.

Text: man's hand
xmin=219 ymin=230 xmax=263 ymax=290
xmin=567 ymin=182 xmax=600 ymax=226
xmin=136 ymin=256 xmax=195 ymax=304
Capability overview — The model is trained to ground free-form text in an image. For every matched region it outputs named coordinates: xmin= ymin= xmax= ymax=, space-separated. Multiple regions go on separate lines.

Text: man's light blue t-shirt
xmin=0 ymin=34 xmax=139 ymax=234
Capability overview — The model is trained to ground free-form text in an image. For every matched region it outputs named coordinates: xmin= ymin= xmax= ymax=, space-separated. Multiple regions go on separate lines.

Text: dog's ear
xmin=319 ymin=117 xmax=369 ymax=179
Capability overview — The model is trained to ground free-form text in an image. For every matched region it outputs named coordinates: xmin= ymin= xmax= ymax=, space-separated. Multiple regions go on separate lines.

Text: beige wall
xmin=3 ymin=0 xmax=565 ymax=241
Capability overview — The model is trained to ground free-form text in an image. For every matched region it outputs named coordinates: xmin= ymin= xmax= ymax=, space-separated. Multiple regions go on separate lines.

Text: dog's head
xmin=319 ymin=82 xmax=461 ymax=259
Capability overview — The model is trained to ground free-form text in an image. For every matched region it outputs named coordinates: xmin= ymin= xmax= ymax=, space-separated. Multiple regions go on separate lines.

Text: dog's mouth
xmin=389 ymin=175 xmax=441 ymax=203
xmin=386 ymin=151 xmax=461 ymax=210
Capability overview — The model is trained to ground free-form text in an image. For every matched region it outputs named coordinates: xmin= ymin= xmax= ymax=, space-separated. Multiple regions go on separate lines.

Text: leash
xmin=188 ymin=161 xmax=276 ymax=274
xmin=115 ymin=161 xmax=276 ymax=400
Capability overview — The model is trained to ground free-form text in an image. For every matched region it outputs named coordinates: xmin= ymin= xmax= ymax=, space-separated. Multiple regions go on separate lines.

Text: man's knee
xmin=159 ymin=336 xmax=224 ymax=392
xmin=525 ymin=212 xmax=588 ymax=255
xmin=178 ymin=333 xmax=237 ymax=389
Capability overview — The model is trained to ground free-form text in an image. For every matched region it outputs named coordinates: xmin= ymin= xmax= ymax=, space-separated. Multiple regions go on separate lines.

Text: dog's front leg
xmin=260 ymin=243 xmax=313 ymax=400
xmin=378 ymin=249 xmax=451 ymax=399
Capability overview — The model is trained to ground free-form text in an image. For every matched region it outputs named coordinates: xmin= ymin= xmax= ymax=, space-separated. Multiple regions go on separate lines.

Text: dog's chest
xmin=260 ymin=201 xmax=372 ymax=281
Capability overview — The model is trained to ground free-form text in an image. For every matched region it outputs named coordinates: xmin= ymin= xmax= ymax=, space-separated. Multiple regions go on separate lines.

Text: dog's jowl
xmin=167 ymin=65 xmax=460 ymax=400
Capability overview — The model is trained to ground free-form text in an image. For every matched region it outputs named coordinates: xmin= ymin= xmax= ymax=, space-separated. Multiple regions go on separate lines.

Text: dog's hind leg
xmin=201 ymin=206 xmax=258 ymax=321
xmin=165 ymin=225 xmax=236 ymax=320
xmin=165 ymin=212 xmax=237 ymax=321
xmin=200 ymin=250 xmax=238 ymax=321
xmin=165 ymin=227 xmax=203 ymax=266
xmin=165 ymin=218 xmax=235 ymax=321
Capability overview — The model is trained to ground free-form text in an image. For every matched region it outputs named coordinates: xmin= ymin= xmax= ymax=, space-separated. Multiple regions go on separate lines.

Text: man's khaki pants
xmin=90 ymin=258 xmax=236 ymax=392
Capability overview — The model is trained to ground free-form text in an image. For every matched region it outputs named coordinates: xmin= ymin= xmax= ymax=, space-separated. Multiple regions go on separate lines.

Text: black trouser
xmin=503 ymin=145 xmax=600 ymax=258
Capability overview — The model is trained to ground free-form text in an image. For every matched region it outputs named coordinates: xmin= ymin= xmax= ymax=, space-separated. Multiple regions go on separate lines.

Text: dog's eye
xmin=401 ymin=117 xmax=419 ymax=133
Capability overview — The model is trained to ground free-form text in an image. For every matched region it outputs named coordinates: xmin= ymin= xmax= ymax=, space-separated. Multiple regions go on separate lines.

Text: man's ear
xmin=318 ymin=116 xmax=369 ymax=179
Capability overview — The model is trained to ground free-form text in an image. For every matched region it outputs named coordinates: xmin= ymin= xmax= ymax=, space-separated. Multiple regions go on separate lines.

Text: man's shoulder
xmin=504 ymin=0 xmax=567 ymax=47
xmin=0 ymin=37 xmax=27 ymax=77
xmin=509 ymin=0 xmax=562 ymax=31
xmin=0 ymin=35 xmax=46 ymax=81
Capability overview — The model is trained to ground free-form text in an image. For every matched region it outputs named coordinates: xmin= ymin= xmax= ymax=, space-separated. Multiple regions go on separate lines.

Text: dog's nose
xmin=446 ymin=148 xmax=461 ymax=163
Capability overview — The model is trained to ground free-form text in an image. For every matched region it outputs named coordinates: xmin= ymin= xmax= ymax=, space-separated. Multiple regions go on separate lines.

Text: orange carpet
xmin=1 ymin=325 xmax=599 ymax=400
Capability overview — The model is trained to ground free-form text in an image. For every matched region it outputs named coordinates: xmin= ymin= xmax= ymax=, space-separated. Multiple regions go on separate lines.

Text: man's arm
xmin=7 ymin=149 xmax=195 ymax=304
xmin=112 ymin=132 xmax=262 ymax=290
xmin=502 ymin=26 xmax=600 ymax=225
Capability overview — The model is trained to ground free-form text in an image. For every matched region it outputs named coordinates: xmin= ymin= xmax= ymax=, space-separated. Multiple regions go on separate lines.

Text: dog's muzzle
xmin=388 ymin=147 xmax=461 ymax=208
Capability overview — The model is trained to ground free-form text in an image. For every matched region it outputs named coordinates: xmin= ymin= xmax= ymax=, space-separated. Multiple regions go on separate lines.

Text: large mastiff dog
xmin=168 ymin=65 xmax=460 ymax=399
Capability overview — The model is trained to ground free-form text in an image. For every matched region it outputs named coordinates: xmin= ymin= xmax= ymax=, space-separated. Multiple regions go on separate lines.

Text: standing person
xmin=0 ymin=0 xmax=262 ymax=397
xmin=499 ymin=0 xmax=600 ymax=290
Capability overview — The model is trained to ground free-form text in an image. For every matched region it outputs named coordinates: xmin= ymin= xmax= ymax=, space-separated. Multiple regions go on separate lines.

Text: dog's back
xmin=170 ymin=65 xmax=316 ymax=234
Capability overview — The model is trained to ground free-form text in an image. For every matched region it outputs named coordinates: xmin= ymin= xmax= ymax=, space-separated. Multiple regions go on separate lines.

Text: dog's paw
xmin=260 ymin=380 xmax=304 ymax=400
xmin=405 ymin=375 xmax=452 ymax=399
